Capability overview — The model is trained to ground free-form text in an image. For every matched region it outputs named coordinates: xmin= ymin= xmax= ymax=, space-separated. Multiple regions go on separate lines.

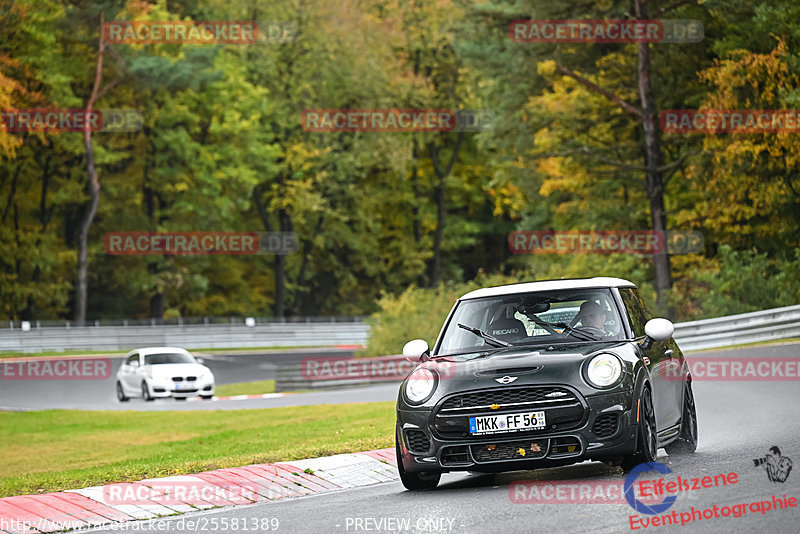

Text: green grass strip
xmin=0 ymin=402 xmax=395 ymax=498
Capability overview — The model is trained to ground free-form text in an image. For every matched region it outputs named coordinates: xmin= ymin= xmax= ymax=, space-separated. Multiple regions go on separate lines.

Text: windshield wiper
xmin=527 ymin=316 xmax=600 ymax=341
xmin=457 ymin=323 xmax=512 ymax=347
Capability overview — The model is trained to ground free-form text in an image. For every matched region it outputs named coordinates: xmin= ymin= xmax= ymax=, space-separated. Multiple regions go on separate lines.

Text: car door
xmin=618 ymin=288 xmax=681 ymax=431
xmin=121 ymin=353 xmax=140 ymax=391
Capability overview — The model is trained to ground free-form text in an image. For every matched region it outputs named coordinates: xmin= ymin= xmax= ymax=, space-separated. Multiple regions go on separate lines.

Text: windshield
xmin=435 ymin=288 xmax=623 ymax=356
xmin=143 ymin=353 xmax=196 ymax=365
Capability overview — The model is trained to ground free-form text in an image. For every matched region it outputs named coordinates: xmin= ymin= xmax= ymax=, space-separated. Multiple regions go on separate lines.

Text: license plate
xmin=469 ymin=411 xmax=546 ymax=435
xmin=174 ymin=382 xmax=187 ymax=391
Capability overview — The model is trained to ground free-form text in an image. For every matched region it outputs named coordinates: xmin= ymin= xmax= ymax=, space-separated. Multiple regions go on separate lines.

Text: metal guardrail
xmin=272 ymin=304 xmax=800 ymax=391
xmin=2 ymin=316 xmax=365 ymax=329
xmin=2 ymin=303 xmax=798 ymax=359
xmin=274 ymin=355 xmax=408 ymax=392
xmin=672 ymin=304 xmax=800 ymax=352
xmin=0 ymin=322 xmax=370 ymax=353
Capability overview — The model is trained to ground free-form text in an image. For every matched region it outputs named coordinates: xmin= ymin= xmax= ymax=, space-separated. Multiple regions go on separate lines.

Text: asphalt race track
xmin=0 ymin=347 xmax=392 ymax=411
xmin=72 ymin=342 xmax=800 ymax=534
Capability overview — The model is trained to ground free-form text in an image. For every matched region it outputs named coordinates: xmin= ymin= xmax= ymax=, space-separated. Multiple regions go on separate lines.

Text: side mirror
xmin=643 ymin=318 xmax=674 ymax=348
xmin=195 ymin=357 xmax=204 ymax=364
xmin=129 ymin=360 xmax=140 ymax=368
xmin=403 ymin=339 xmax=431 ymax=362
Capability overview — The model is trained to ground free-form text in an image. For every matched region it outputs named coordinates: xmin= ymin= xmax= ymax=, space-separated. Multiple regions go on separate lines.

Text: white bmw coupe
xmin=116 ymin=347 xmax=215 ymax=401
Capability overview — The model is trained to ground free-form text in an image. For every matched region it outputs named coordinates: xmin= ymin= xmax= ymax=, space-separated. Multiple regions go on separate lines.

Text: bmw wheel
xmin=141 ymin=381 xmax=154 ymax=401
xmin=116 ymin=381 xmax=129 ymax=402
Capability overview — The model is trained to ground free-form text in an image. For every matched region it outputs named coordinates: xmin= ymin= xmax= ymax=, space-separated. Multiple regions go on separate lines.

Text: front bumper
xmin=397 ymin=389 xmax=637 ymax=473
xmin=149 ymin=378 xmax=215 ymax=398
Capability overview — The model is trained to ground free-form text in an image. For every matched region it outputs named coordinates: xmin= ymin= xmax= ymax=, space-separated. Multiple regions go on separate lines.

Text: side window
xmin=619 ymin=288 xmax=653 ymax=338
xmin=126 ymin=354 xmax=139 ymax=366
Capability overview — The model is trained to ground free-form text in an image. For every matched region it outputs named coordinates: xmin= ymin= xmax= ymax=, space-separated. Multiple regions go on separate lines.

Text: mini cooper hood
xmin=413 ymin=341 xmax=634 ymax=397
xmin=432 ymin=341 xmax=626 ymax=364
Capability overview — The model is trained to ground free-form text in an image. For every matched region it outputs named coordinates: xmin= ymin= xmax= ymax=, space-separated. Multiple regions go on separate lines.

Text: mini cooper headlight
xmin=404 ymin=368 xmax=437 ymax=404
xmin=586 ymin=353 xmax=623 ymax=388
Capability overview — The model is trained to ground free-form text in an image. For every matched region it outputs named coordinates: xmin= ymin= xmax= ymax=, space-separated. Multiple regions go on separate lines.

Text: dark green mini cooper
xmin=396 ymin=277 xmax=698 ymax=490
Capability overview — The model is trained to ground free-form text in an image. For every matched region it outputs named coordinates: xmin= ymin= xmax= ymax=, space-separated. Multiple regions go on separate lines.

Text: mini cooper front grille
xmin=440 ymin=446 xmax=470 ymax=466
xmin=592 ymin=414 xmax=619 ymax=439
xmin=405 ymin=430 xmax=431 ymax=453
xmin=439 ymin=386 xmax=577 ymax=412
xmin=549 ymin=436 xmax=582 ymax=458
xmin=433 ymin=386 xmax=586 ymax=439
xmin=471 ymin=439 xmax=548 ymax=463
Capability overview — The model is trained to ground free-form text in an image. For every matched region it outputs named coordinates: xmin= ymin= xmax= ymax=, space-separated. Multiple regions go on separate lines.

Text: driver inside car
xmin=575 ymin=300 xmax=609 ymax=335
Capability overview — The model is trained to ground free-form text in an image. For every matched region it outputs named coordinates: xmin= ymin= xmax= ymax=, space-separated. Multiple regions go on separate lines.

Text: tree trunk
xmin=426 ymin=131 xmax=464 ymax=287
xmin=75 ymin=12 xmax=109 ymax=324
xmin=411 ymin=136 xmax=422 ymax=245
xmin=635 ymin=0 xmax=672 ymax=314
xmin=430 ymin=170 xmax=445 ymax=287
xmin=253 ymin=182 xmax=290 ymax=318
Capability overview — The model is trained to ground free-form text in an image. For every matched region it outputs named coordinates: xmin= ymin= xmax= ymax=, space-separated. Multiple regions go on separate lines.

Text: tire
xmin=141 ymin=381 xmax=154 ymax=401
xmin=174 ymin=397 xmax=187 ymax=401
xmin=201 ymin=395 xmax=213 ymax=400
xmin=622 ymin=386 xmax=658 ymax=472
xmin=116 ymin=381 xmax=129 ymax=402
xmin=396 ymin=434 xmax=441 ymax=490
xmin=665 ymin=381 xmax=698 ymax=455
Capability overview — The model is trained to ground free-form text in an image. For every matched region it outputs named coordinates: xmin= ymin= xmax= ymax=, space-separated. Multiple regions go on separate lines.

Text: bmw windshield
xmin=435 ymin=288 xmax=623 ymax=356
xmin=143 ymin=353 xmax=196 ymax=365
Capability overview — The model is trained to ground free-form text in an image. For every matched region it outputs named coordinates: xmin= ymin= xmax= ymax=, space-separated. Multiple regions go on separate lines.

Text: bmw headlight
xmin=585 ymin=353 xmax=623 ymax=388
xmin=404 ymin=368 xmax=437 ymax=404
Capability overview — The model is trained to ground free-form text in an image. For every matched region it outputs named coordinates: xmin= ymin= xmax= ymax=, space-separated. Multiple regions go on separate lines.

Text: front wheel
xmin=622 ymin=386 xmax=658 ymax=472
xmin=141 ymin=381 xmax=154 ymax=401
xmin=396 ymin=435 xmax=441 ymax=490
xmin=665 ymin=381 xmax=698 ymax=454
xmin=116 ymin=381 xmax=129 ymax=402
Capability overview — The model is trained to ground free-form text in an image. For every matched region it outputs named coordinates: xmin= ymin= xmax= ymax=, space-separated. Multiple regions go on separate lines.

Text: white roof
xmin=128 ymin=346 xmax=192 ymax=356
xmin=460 ymin=277 xmax=636 ymax=300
